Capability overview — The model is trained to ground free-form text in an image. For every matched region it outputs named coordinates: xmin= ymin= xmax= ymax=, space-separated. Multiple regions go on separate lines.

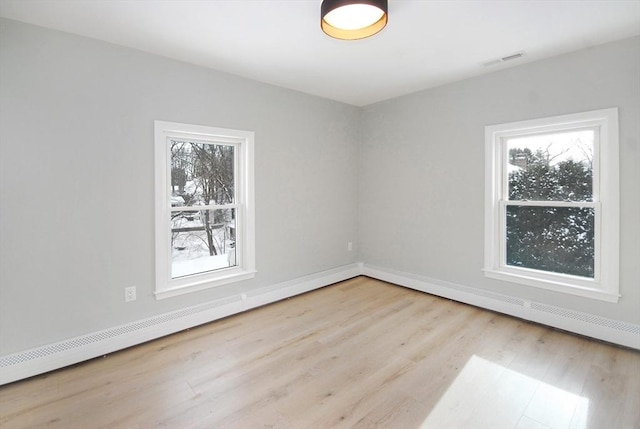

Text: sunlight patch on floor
xmin=420 ymin=355 xmax=589 ymax=429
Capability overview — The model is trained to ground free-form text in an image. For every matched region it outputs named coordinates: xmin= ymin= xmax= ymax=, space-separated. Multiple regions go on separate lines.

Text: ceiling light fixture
xmin=321 ymin=0 xmax=388 ymax=40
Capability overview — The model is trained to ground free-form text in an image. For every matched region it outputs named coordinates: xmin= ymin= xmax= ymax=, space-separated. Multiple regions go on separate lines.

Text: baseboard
xmin=243 ymin=262 xmax=363 ymax=310
xmin=2 ymin=261 xmax=637 ymax=385
xmin=363 ymin=263 xmax=640 ymax=350
xmin=0 ymin=263 xmax=362 ymax=386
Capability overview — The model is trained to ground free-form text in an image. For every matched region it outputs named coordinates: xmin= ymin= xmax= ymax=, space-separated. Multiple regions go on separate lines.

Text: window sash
xmin=155 ymin=121 xmax=255 ymax=299
xmin=500 ymin=127 xmax=600 ymax=203
xmin=500 ymin=200 xmax=597 ymax=208
xmin=497 ymin=125 xmax=602 ymax=283
xmin=483 ymin=108 xmax=619 ymax=302
xmin=498 ymin=201 xmax=601 ymax=283
xmin=168 ymin=139 xmax=239 ymax=206
xmin=166 ymin=139 xmax=241 ymax=279
xmin=170 ymin=204 xmax=239 ymax=212
xmin=169 ymin=205 xmax=242 ymax=278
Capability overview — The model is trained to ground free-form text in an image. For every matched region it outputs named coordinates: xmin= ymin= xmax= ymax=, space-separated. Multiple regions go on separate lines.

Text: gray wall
xmin=0 ymin=19 xmax=360 ymax=355
xmin=1 ymin=18 xmax=638 ymax=357
xmin=360 ymin=36 xmax=640 ymax=324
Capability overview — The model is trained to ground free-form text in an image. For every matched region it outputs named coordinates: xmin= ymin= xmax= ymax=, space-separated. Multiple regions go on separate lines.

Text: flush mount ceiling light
xmin=321 ymin=0 xmax=388 ymax=40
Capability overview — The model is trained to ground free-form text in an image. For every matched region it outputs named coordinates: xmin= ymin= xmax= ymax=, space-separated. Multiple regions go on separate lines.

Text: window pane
xmin=170 ymin=140 xmax=235 ymax=206
xmin=506 ymin=206 xmax=594 ymax=278
xmin=171 ymin=208 xmax=237 ymax=279
xmin=507 ymin=130 xmax=594 ymax=202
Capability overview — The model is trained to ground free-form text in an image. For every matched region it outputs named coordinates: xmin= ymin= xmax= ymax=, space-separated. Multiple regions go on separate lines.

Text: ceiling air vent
xmin=501 ymin=51 xmax=526 ymax=61
xmin=482 ymin=51 xmax=526 ymax=67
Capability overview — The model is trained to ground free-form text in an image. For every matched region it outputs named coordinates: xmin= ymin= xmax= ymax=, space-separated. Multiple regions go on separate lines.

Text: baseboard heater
xmin=1 ymin=263 xmax=638 ymax=386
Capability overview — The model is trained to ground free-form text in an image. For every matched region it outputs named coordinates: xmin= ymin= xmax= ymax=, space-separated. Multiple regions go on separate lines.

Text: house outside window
xmin=154 ymin=121 xmax=255 ymax=299
xmin=484 ymin=108 xmax=619 ymax=302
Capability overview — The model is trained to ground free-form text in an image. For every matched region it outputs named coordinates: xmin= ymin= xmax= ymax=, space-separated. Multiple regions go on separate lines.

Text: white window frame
xmin=484 ymin=108 xmax=619 ymax=302
xmin=154 ymin=121 xmax=255 ymax=299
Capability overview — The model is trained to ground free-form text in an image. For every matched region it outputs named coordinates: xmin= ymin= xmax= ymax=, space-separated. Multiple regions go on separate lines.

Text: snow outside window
xmin=484 ymin=109 xmax=619 ymax=302
xmin=154 ymin=121 xmax=255 ymax=299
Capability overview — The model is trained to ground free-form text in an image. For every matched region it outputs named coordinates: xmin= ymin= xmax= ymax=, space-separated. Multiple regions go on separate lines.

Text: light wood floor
xmin=1 ymin=277 xmax=639 ymax=429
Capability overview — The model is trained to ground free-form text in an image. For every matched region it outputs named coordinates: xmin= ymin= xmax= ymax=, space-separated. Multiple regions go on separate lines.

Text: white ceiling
xmin=1 ymin=0 xmax=639 ymax=106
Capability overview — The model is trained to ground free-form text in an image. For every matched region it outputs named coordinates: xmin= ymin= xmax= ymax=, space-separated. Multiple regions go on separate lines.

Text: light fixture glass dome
xmin=321 ymin=0 xmax=388 ymax=40
xmin=324 ymin=4 xmax=385 ymax=31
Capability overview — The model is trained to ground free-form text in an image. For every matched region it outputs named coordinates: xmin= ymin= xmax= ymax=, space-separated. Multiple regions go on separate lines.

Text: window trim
xmin=484 ymin=108 xmax=619 ymax=302
xmin=154 ymin=121 xmax=255 ymax=299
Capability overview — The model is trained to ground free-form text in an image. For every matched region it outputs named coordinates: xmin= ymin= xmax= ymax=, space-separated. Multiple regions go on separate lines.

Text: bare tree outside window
xmin=169 ymin=140 xmax=237 ymax=278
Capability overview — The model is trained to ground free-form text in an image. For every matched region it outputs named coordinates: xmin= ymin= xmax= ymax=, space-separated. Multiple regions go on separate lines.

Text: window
xmin=484 ymin=109 xmax=619 ymax=302
xmin=154 ymin=121 xmax=255 ymax=299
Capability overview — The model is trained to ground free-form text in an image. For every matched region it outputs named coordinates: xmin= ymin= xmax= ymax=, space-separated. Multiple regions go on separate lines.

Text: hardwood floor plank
xmin=516 ymin=416 xmax=554 ymax=429
xmin=571 ymin=345 xmax=640 ymax=429
xmin=1 ymin=277 xmax=638 ymax=429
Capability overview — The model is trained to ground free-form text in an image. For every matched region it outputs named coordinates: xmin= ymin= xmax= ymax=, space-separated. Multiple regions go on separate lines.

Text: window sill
xmin=155 ymin=269 xmax=256 ymax=300
xmin=483 ymin=269 xmax=620 ymax=303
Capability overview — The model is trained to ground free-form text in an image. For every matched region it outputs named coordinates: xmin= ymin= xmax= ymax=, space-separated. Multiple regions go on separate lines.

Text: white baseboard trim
xmin=0 ymin=263 xmax=361 ymax=386
xmin=362 ymin=263 xmax=640 ymax=350
xmin=2 ymin=261 xmax=637 ymax=385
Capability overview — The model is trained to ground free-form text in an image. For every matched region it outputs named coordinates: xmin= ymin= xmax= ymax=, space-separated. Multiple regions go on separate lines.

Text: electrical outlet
xmin=347 ymin=241 xmax=353 ymax=251
xmin=125 ymin=286 xmax=136 ymax=302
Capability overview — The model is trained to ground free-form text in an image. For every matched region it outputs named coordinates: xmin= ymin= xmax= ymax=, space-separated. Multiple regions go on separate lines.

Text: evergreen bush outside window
xmin=484 ymin=109 xmax=619 ymax=302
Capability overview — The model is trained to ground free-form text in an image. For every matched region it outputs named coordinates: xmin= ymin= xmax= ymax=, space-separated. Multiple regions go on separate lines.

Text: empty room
xmin=0 ymin=1 xmax=639 ymax=428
